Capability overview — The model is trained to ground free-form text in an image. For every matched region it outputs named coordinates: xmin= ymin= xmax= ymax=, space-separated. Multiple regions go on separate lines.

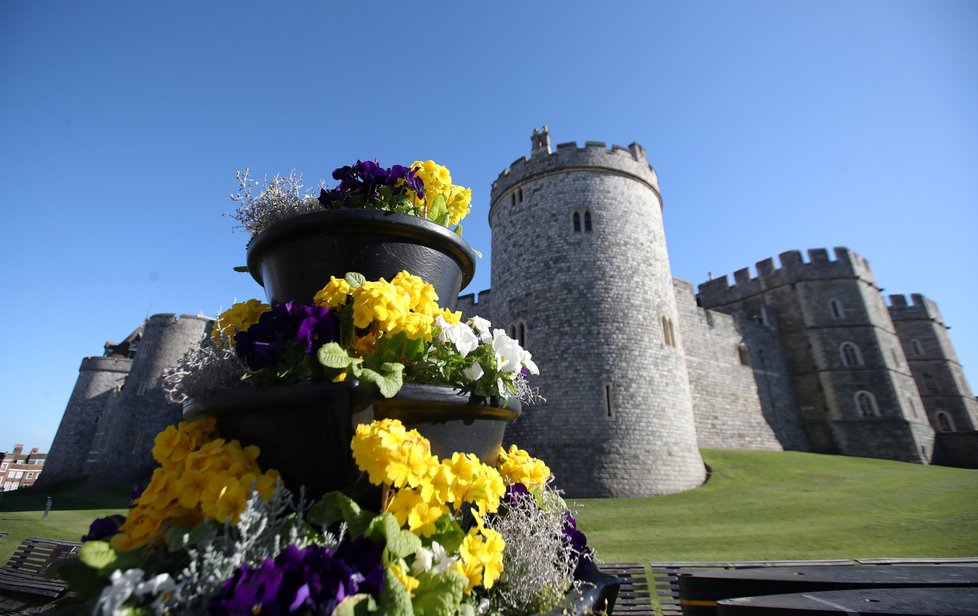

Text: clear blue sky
xmin=2 ymin=1 xmax=976 ymax=451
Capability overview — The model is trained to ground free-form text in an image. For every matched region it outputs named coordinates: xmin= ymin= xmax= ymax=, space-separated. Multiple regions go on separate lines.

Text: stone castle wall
xmin=673 ymin=279 xmax=807 ymax=451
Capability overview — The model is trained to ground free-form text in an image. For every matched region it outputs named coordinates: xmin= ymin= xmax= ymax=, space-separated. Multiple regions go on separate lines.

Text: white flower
xmin=135 ymin=572 xmax=176 ymax=598
xmin=411 ymin=545 xmax=433 ymax=575
xmin=522 ymin=349 xmax=539 ymax=375
xmin=96 ymin=569 xmax=145 ymax=615
xmin=464 ymin=362 xmax=485 ymax=381
xmin=436 ymin=316 xmax=479 ymax=358
xmin=468 ymin=316 xmax=493 ymax=343
xmin=492 ymin=329 xmax=524 ymax=373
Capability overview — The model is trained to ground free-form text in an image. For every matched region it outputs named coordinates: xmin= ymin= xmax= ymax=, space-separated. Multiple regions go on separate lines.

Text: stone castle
xmin=41 ymin=128 xmax=978 ymax=496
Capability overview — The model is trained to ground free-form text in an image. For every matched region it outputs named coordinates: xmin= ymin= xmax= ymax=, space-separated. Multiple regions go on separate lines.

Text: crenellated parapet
xmin=888 ymin=293 xmax=945 ymax=325
xmin=699 ymin=247 xmax=876 ymax=307
xmin=489 ymin=136 xmax=660 ymax=223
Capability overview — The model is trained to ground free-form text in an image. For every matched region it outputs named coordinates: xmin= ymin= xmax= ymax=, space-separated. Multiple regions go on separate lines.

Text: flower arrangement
xmin=59 ymin=419 xmax=596 ymax=615
xmin=164 ymin=272 xmax=541 ymax=404
xmin=230 ymin=160 xmax=472 ymax=237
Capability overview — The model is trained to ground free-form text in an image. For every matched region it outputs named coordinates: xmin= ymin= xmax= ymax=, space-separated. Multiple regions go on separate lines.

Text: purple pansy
xmin=319 ymin=160 xmax=424 ymax=209
xmin=562 ymin=511 xmax=596 ymax=576
xmin=81 ymin=514 xmax=126 ymax=543
xmin=210 ymin=538 xmax=384 ymax=615
xmin=235 ymin=302 xmax=337 ymax=372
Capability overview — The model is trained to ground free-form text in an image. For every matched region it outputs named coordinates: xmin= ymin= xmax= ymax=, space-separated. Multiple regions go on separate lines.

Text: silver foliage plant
xmin=228 ymin=169 xmax=321 ymax=236
xmin=162 ymin=342 xmax=247 ymax=405
xmin=167 ymin=485 xmax=337 ymax=614
xmin=483 ymin=483 xmax=588 ymax=615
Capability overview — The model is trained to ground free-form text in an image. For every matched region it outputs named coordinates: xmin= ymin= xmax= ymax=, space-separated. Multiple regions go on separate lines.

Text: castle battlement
xmin=490 ymin=128 xmax=659 ymax=209
xmin=699 ymin=247 xmax=877 ymax=307
xmin=79 ymin=356 xmax=132 ymax=374
xmin=888 ymin=293 xmax=945 ymax=324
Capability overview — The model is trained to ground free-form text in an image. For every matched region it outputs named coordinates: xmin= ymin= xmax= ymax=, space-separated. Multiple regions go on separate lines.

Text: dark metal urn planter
xmin=246 ymin=209 xmax=477 ymax=307
xmin=538 ymin=567 xmax=621 ymax=615
xmin=182 ymin=381 xmax=519 ymax=498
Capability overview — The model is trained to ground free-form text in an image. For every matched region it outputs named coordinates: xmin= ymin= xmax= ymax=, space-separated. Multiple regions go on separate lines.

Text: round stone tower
xmin=84 ymin=313 xmax=210 ymax=486
xmin=39 ymin=356 xmax=131 ymax=486
xmin=490 ymin=128 xmax=705 ymax=497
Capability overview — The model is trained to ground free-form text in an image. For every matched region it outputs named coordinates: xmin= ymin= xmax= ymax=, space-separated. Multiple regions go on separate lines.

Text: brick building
xmin=0 ymin=444 xmax=46 ymax=491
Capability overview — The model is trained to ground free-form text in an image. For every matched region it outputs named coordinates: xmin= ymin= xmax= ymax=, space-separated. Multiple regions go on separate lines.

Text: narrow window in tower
xmin=584 ymin=211 xmax=593 ymax=232
xmin=911 ymin=339 xmax=924 ymax=356
xmin=661 ymin=316 xmax=676 ymax=347
xmin=511 ymin=193 xmax=516 ymax=207
xmin=573 ymin=211 xmax=581 ymax=233
xmin=936 ymin=411 xmax=954 ymax=432
xmin=517 ymin=321 xmax=526 ymax=348
xmin=604 ymin=383 xmax=614 ymax=417
xmin=829 ymin=299 xmax=844 ymax=319
xmin=840 ymin=342 xmax=862 ymax=367
xmin=517 ymin=187 xmax=524 ymax=203
xmin=923 ymin=373 xmax=939 ymax=393
xmin=738 ymin=343 xmax=751 ymax=366
xmin=855 ymin=391 xmax=878 ymax=416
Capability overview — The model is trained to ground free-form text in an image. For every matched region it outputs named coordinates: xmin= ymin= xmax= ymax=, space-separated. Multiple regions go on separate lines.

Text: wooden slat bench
xmin=599 ymin=562 xmax=655 ymax=615
xmin=0 ymin=537 xmax=80 ymax=599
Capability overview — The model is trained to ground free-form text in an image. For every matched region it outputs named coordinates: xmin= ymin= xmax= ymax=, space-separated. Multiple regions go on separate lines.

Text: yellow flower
xmin=407 ymin=160 xmax=472 ymax=226
xmin=439 ymin=308 xmax=462 ymax=325
xmin=212 ymin=299 xmax=269 ymax=348
xmin=177 ymin=469 xmax=210 ymax=509
xmin=391 ymin=271 xmax=440 ymax=315
xmin=352 ymin=280 xmax=410 ymax=331
xmin=497 ymin=444 xmax=552 ymax=489
xmin=386 ymin=487 xmax=447 ymax=537
xmin=389 ymin=561 xmax=420 ymax=596
xmin=459 ymin=528 xmax=505 ymax=591
xmin=313 ymin=276 xmax=352 ymax=308
xmin=151 ymin=425 xmax=190 ymax=467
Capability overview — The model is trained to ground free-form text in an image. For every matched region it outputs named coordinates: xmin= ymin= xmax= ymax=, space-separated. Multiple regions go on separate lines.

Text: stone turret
xmin=488 ymin=129 xmax=705 ymax=497
xmin=83 ymin=314 xmax=210 ymax=486
xmin=38 ymin=356 xmax=131 ymax=486
xmin=700 ymin=248 xmax=934 ymax=463
xmin=888 ymin=293 xmax=978 ymax=434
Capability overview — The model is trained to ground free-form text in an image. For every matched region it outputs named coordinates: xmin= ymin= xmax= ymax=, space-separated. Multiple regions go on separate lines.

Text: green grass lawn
xmin=1 ymin=450 xmax=976 ymax=566
xmin=0 ymin=480 xmax=131 ymax=564
xmin=572 ymin=449 xmax=978 ymax=562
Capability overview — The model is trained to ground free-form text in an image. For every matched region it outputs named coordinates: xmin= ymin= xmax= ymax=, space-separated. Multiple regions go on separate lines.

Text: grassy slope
xmin=0 ymin=482 xmax=130 ymax=563
xmin=572 ymin=449 xmax=978 ymax=562
xmin=1 ymin=450 xmax=975 ymax=565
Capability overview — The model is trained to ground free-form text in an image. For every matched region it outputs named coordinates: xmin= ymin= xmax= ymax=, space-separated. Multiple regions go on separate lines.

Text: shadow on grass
xmin=0 ymin=477 xmax=134 ymax=512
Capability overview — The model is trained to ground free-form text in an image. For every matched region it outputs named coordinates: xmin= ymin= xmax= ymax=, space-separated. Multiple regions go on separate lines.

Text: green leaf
xmin=378 ymin=567 xmax=414 ymax=616
xmin=403 ymin=337 xmax=427 ymax=363
xmin=78 ymin=541 xmax=117 ymax=572
xmin=452 ymin=224 xmax=463 ymax=237
xmin=357 ymin=362 xmax=404 ymax=398
xmin=428 ymin=194 xmax=449 ymax=226
xmin=333 ymin=594 xmax=377 ymax=616
xmin=233 ymin=265 xmax=250 ymax=272
xmin=455 ymin=603 xmax=476 ymax=616
xmin=365 ymin=513 xmax=422 ymax=558
xmin=428 ymin=514 xmax=465 ymax=554
xmin=307 ymin=491 xmax=373 ymax=537
xmin=318 ymin=342 xmax=357 ymax=369
xmin=50 ymin=557 xmax=109 ymax=600
xmin=412 ymin=569 xmax=467 ymax=616
xmin=345 ymin=272 xmax=366 ymax=288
